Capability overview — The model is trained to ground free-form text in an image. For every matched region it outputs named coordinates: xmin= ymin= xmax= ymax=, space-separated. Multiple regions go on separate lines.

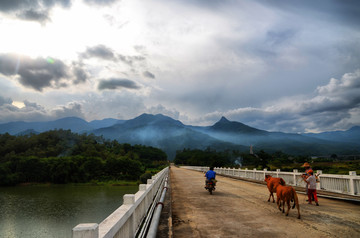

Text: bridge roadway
xmin=170 ymin=166 xmax=360 ymax=238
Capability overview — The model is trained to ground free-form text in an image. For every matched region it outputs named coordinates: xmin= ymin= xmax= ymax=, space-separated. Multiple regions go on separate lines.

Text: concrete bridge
xmin=171 ymin=166 xmax=360 ymax=237
xmin=73 ymin=166 xmax=360 ymax=238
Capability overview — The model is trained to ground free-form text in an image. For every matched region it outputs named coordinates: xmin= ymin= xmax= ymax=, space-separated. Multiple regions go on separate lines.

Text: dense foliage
xmin=0 ymin=130 xmax=168 ymax=186
xmin=174 ymin=148 xmax=360 ymax=174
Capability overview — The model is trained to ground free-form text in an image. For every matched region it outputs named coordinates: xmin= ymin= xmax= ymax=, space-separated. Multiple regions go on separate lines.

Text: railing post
xmin=123 ymin=194 xmax=136 ymax=237
xmin=72 ymin=223 xmax=99 ymax=238
xmin=349 ymin=171 xmax=357 ymax=195
xmin=276 ymin=169 xmax=280 ymax=178
xmin=123 ymin=194 xmax=135 ymax=205
xmin=316 ymin=170 xmax=322 ymax=190
xmin=263 ymin=168 xmax=267 ymax=180
xmin=245 ymin=168 xmax=248 ymax=178
xmin=138 ymin=184 xmax=148 ymax=217
xmin=139 ymin=184 xmax=147 ymax=191
xmin=293 ymin=169 xmax=298 ymax=186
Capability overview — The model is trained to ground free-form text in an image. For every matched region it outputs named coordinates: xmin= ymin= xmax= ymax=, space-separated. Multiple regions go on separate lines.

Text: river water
xmin=0 ymin=185 xmax=139 ymax=238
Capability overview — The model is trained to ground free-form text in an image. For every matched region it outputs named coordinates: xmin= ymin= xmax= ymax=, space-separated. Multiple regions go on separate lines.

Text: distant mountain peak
xmin=211 ymin=117 xmax=266 ymax=134
xmin=219 ymin=116 xmax=230 ymax=123
xmin=120 ymin=113 xmax=184 ymax=128
xmin=135 ymin=113 xmax=174 ymax=122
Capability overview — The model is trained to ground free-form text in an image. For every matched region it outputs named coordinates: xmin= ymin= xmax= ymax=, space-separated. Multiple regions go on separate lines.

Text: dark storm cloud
xmin=0 ymin=0 xmax=71 ymax=11
xmin=143 ymin=71 xmax=155 ymax=79
xmin=0 ymin=54 xmax=19 ymax=76
xmin=0 ymin=96 xmax=12 ymax=106
xmin=0 ymin=54 xmax=89 ymax=91
xmin=98 ymin=78 xmax=140 ymax=90
xmin=74 ymin=68 xmax=88 ymax=84
xmin=24 ymin=100 xmax=43 ymax=110
xmin=72 ymin=62 xmax=89 ymax=84
xmin=17 ymin=9 xmax=50 ymax=23
xmin=278 ymin=69 xmax=360 ymax=131
xmin=201 ymin=69 xmax=360 ymax=132
xmin=308 ymin=70 xmax=360 ymax=114
xmin=80 ymin=45 xmax=146 ymax=66
xmin=0 ymin=0 xmax=36 ymax=11
xmin=0 ymin=0 xmax=71 ymax=23
xmin=17 ymin=58 xmax=69 ymax=91
xmin=0 ymin=99 xmax=84 ymax=123
xmin=257 ymin=0 xmax=360 ymax=29
xmin=81 ymin=45 xmax=116 ymax=61
xmin=52 ymin=102 xmax=84 ymax=119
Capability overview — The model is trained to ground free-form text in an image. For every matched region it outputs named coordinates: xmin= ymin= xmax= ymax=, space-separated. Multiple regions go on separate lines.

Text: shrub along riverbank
xmin=0 ymin=130 xmax=168 ymax=186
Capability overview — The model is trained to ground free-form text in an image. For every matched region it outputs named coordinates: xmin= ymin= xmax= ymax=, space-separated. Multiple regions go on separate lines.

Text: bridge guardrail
xmin=72 ymin=167 xmax=169 ymax=238
xmin=181 ymin=166 xmax=359 ymax=196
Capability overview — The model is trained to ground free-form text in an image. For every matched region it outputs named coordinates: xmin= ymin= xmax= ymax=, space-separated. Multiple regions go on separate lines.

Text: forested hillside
xmin=0 ymin=130 xmax=167 ymax=185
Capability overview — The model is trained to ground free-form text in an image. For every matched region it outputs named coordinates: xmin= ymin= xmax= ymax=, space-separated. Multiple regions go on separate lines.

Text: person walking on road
xmin=303 ymin=170 xmax=319 ymax=206
xmin=301 ymin=162 xmax=314 ymax=201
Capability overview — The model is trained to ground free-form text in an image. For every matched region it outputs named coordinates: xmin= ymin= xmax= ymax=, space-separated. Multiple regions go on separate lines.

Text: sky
xmin=0 ymin=0 xmax=359 ymax=133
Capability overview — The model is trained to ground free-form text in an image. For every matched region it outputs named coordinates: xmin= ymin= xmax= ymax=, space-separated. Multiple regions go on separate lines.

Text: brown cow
xmin=275 ymin=184 xmax=301 ymax=219
xmin=264 ymin=175 xmax=286 ymax=203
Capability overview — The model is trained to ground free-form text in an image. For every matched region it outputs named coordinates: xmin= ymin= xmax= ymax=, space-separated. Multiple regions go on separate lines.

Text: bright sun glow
xmin=0 ymin=20 xmax=46 ymax=58
xmin=0 ymin=1 xmax=144 ymax=60
xmin=12 ymin=101 xmax=25 ymax=108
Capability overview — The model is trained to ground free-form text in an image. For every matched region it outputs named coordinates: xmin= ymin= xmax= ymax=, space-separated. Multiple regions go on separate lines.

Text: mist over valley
xmin=1 ymin=113 xmax=359 ymax=159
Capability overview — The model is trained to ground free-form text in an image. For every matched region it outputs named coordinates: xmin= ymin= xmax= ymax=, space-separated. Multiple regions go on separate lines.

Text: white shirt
xmin=306 ymin=175 xmax=317 ymax=189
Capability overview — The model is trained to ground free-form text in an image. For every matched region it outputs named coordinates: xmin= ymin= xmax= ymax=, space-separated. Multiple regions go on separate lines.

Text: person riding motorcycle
xmin=205 ymin=167 xmax=216 ymax=188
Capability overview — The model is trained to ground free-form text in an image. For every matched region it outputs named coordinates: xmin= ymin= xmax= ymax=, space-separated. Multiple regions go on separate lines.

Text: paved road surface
xmin=170 ymin=166 xmax=360 ymax=238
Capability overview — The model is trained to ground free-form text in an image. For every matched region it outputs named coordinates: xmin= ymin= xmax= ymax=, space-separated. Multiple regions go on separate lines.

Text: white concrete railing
xmin=72 ymin=167 xmax=169 ymax=238
xmin=182 ymin=166 xmax=359 ymax=196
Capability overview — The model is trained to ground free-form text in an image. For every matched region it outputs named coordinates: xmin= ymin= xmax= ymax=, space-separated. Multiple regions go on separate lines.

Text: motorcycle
xmin=205 ymin=180 xmax=216 ymax=195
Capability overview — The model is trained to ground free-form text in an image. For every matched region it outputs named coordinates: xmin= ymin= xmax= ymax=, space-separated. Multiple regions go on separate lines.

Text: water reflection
xmin=0 ymin=185 xmax=138 ymax=238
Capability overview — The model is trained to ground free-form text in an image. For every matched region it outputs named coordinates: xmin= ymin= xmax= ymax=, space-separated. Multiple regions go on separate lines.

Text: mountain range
xmin=1 ymin=113 xmax=359 ymax=159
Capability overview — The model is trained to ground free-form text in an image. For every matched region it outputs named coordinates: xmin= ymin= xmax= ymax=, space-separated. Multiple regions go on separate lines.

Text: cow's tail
xmin=291 ymin=188 xmax=297 ymax=208
xmin=292 ymin=188 xmax=301 ymax=219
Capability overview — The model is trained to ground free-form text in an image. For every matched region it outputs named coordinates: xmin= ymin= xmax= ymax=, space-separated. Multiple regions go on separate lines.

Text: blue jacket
xmin=205 ymin=170 xmax=216 ymax=180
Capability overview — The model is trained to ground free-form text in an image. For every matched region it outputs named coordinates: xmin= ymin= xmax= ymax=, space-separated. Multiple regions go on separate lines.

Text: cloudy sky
xmin=0 ymin=0 xmax=359 ymax=133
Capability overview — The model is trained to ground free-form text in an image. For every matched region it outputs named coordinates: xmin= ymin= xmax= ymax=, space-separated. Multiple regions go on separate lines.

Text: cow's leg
xmin=277 ymin=197 xmax=281 ymax=211
xmin=282 ymin=200 xmax=285 ymax=213
xmin=272 ymin=193 xmax=275 ymax=203
xmin=286 ymin=201 xmax=291 ymax=216
xmin=268 ymin=192 xmax=271 ymax=202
